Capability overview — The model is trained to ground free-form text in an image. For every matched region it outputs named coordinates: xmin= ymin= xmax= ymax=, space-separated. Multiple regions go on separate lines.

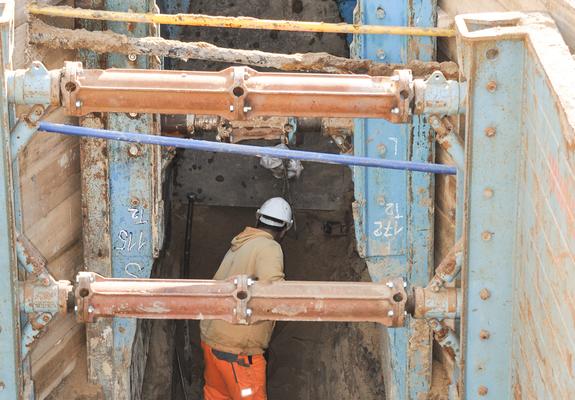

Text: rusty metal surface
xmin=19 ymin=278 xmax=72 ymax=314
xmin=216 ymin=116 xmax=295 ymax=143
xmin=59 ymin=63 xmax=409 ymax=122
xmin=411 ymin=286 xmax=460 ymax=320
xmin=75 ymin=272 xmax=407 ymax=327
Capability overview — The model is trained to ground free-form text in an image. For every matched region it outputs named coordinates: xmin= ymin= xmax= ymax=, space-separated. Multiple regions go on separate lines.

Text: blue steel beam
xmin=456 ymin=16 xmax=524 ymax=399
xmin=352 ymin=1 xmax=436 ymax=398
xmin=0 ymin=1 xmax=20 ymax=399
xmin=103 ymin=1 xmax=159 ymax=398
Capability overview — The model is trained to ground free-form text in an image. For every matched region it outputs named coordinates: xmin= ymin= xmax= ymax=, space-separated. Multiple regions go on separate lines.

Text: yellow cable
xmin=28 ymin=4 xmax=455 ymax=37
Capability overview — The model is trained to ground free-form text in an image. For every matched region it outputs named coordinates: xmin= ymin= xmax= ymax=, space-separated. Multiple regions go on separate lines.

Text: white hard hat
xmin=256 ymin=197 xmax=293 ymax=230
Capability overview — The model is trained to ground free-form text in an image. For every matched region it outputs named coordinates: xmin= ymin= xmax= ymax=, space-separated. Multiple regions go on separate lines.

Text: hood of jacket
xmin=230 ymin=227 xmax=274 ymax=251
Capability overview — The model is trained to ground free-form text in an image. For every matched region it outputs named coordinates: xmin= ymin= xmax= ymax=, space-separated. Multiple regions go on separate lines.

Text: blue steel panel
xmin=352 ymin=1 xmax=435 ymax=398
xmin=462 ymin=40 xmax=524 ymax=399
xmin=105 ymin=0 xmax=156 ymax=397
xmin=0 ymin=1 xmax=20 ymax=398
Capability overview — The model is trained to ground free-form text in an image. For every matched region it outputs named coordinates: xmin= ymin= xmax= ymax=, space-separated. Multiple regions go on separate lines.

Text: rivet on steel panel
xmin=483 ymin=188 xmax=494 ymax=198
xmin=486 ymin=48 xmax=499 ymax=60
xmin=479 ymin=330 xmax=490 ymax=340
xmin=484 ymin=126 xmax=496 ymax=137
xmin=486 ymin=80 xmax=497 ymax=92
xmin=481 ymin=231 xmax=493 ymax=241
xmin=128 ymin=144 xmax=140 ymax=157
xmin=479 ymin=288 xmax=491 ymax=300
xmin=478 ymin=386 xmax=489 ymax=396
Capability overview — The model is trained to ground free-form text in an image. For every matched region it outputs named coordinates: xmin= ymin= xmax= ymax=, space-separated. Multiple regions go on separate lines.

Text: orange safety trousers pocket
xmin=202 ymin=341 xmax=267 ymax=400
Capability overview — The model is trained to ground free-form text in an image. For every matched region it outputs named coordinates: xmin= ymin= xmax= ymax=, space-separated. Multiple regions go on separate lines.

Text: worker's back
xmin=200 ymin=226 xmax=285 ymax=355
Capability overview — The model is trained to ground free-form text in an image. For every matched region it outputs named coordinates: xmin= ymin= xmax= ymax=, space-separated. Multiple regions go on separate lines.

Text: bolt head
xmin=376 ymin=7 xmax=386 ymax=19
xmin=246 ymin=308 xmax=253 ymax=317
xmin=481 ymin=231 xmax=493 ymax=241
xmin=479 ymin=288 xmax=491 ymax=300
xmin=479 ymin=330 xmax=491 ymax=340
xmin=229 ymin=105 xmax=235 ymax=112
xmin=484 ymin=126 xmax=496 ymax=137
xmin=75 ymin=100 xmax=83 ymax=108
xmin=486 ymin=81 xmax=497 ymax=92
xmin=483 ymin=188 xmax=494 ymax=198
xmin=387 ymin=310 xmax=394 ymax=317
xmin=478 ymin=385 xmax=488 ymax=396
xmin=42 ymin=315 xmax=50 ymax=323
xmin=376 ymin=49 xmax=386 ymax=60
xmin=128 ymin=145 xmax=140 ymax=157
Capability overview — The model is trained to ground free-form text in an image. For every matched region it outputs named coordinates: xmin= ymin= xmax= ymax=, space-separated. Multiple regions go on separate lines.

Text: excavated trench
xmin=141 ymin=0 xmax=388 ymax=399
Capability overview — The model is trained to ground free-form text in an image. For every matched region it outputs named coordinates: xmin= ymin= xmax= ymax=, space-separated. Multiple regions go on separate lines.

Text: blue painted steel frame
xmin=460 ymin=37 xmax=524 ymax=400
xmin=0 ymin=2 xmax=20 ymax=399
xmin=352 ymin=1 xmax=436 ymax=398
xmin=104 ymin=0 xmax=158 ymax=398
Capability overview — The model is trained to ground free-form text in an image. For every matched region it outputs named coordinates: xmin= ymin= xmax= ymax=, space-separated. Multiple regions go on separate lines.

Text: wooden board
xmin=17 ymin=1 xmax=90 ymax=398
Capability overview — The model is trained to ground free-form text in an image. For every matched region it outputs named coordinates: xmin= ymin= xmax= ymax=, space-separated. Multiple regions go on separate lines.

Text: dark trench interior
xmin=140 ymin=1 xmax=388 ymax=399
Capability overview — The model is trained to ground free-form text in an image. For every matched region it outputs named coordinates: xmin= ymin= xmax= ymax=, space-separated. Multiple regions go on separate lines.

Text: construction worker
xmin=200 ymin=197 xmax=293 ymax=400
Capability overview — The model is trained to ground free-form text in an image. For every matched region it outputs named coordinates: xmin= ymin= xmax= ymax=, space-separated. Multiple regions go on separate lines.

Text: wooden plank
xmin=48 ymin=240 xmax=82 ymax=280
xmin=29 ymin=317 xmax=84 ymax=400
xmin=25 ymin=189 xmax=82 ymax=263
xmin=19 ymin=134 xmax=80 ymax=227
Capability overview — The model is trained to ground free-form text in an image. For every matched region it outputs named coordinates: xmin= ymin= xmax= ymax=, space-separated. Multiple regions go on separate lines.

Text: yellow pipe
xmin=28 ymin=4 xmax=456 ymax=37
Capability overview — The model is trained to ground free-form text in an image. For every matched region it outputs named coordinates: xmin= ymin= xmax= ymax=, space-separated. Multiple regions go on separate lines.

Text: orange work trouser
xmin=202 ymin=341 xmax=267 ymax=400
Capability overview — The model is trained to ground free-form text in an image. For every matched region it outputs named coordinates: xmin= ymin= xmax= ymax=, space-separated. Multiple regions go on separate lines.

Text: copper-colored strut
xmin=60 ymin=62 xmax=412 ymax=123
xmin=75 ymin=272 xmax=408 ymax=327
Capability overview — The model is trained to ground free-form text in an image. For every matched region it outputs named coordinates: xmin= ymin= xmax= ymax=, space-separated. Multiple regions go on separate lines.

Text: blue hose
xmin=38 ymin=122 xmax=457 ymax=175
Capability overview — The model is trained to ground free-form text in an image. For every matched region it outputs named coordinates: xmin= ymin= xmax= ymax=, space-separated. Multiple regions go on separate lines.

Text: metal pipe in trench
xmin=38 ymin=122 xmax=457 ymax=175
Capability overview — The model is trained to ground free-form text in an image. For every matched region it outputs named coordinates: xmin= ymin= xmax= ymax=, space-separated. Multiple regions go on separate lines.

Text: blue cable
xmin=38 ymin=122 xmax=457 ymax=175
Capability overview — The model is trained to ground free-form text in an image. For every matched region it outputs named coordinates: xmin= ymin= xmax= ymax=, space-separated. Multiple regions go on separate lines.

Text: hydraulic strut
xmin=75 ymin=272 xmax=408 ymax=327
xmin=7 ymin=61 xmax=465 ymax=123
xmin=68 ymin=272 xmax=460 ymax=327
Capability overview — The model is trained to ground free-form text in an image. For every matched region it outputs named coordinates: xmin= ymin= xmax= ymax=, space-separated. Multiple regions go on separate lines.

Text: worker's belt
xmin=212 ymin=348 xmax=254 ymax=367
